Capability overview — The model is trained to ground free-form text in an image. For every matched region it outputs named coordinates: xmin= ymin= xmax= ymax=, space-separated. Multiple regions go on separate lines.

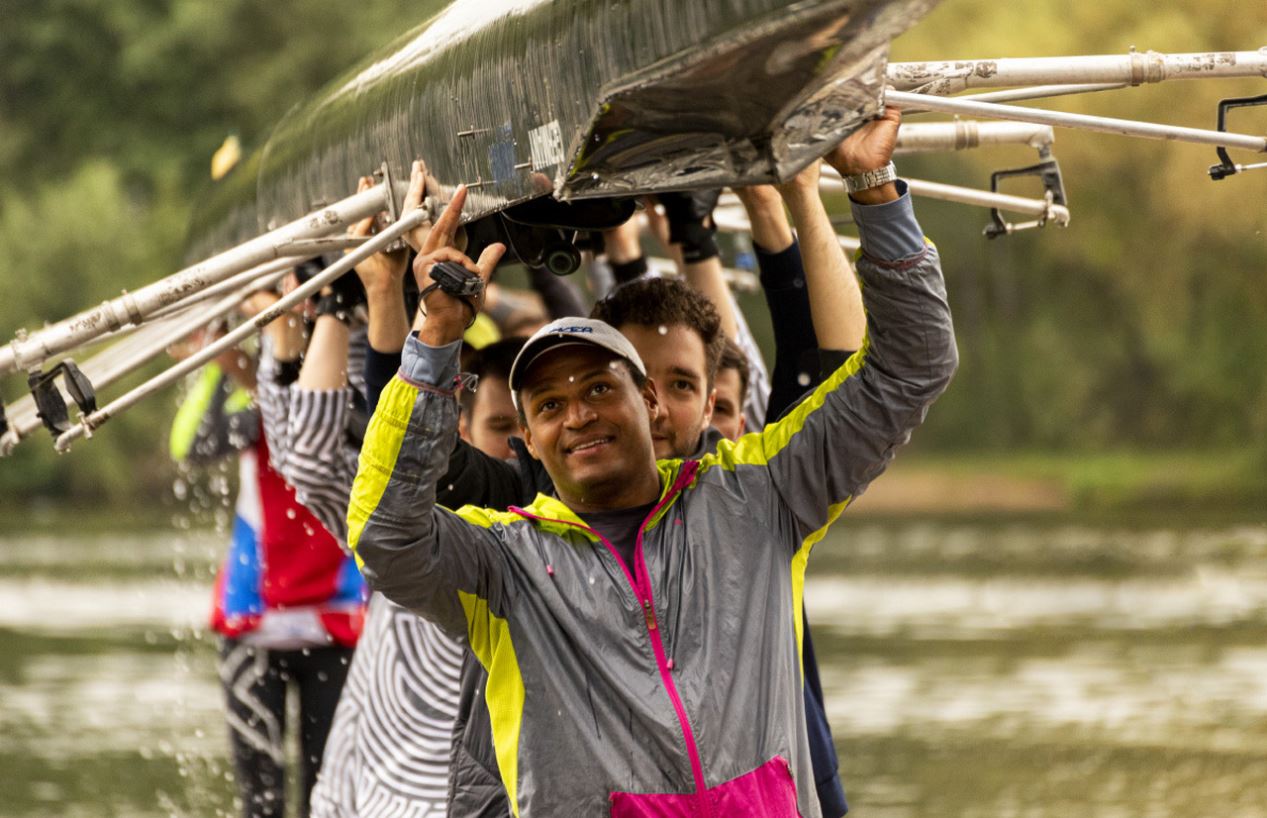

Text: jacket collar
xmin=515 ymin=460 xmax=698 ymax=539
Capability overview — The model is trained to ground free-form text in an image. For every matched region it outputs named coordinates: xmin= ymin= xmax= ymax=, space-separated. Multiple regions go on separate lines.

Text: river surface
xmin=1 ymin=517 xmax=1265 ymax=816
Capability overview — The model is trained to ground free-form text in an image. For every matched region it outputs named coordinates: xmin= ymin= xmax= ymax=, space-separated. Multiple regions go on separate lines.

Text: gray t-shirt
xmin=580 ymin=502 xmax=656 ymax=569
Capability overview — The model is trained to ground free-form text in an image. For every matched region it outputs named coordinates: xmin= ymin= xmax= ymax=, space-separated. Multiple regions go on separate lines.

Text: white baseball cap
xmin=508 ymin=317 xmax=646 ymax=409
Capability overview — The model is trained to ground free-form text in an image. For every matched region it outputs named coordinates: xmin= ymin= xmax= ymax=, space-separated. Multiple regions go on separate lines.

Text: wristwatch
xmin=843 ymin=162 xmax=898 ymax=194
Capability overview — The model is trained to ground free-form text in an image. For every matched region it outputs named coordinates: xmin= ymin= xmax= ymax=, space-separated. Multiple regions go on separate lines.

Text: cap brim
xmin=510 ymin=339 xmax=598 ymax=393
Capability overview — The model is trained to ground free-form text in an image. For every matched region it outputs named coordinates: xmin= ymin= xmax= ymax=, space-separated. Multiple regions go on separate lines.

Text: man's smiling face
xmin=519 ymin=344 xmax=661 ymax=513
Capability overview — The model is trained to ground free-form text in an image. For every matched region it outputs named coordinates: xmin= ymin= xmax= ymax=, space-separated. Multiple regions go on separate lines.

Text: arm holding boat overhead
xmin=357 ymin=175 xmax=529 ymax=507
xmin=266 ymin=172 xmax=415 ymax=541
xmin=351 ymin=174 xmax=411 ymax=355
xmin=348 ymin=332 xmax=509 ymax=638
xmin=273 ymin=308 xmax=361 ymax=542
xmin=707 ymin=108 xmax=958 ymax=543
xmin=734 ymin=184 xmax=818 ymax=420
xmin=662 ymin=190 xmax=772 ymax=428
xmin=348 ymin=189 xmax=513 ymax=635
xmin=778 ymin=160 xmax=866 ymax=356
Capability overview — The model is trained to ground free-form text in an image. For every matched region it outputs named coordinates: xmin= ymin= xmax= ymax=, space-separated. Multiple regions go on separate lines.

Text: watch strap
xmin=844 ymin=162 xmax=898 ymax=194
xmin=417 ymin=283 xmax=480 ymax=329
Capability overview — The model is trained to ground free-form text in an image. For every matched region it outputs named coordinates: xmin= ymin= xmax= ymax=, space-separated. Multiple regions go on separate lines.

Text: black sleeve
xmin=769 ymin=348 xmax=860 ymax=423
xmin=816 ymin=348 xmax=857 ymax=379
xmin=435 ymin=436 xmax=528 ymax=510
xmin=528 ymin=265 xmax=588 ymax=319
xmin=364 ymin=345 xmax=403 ymax=413
xmin=757 ymin=238 xmax=821 ymax=421
xmin=610 ymin=257 xmax=649 ymax=286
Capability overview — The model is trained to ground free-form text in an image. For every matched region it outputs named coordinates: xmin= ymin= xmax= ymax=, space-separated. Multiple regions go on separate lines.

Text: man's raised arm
xmin=347 ymin=184 xmax=511 ymax=637
xmin=715 ymin=108 xmax=958 ymax=542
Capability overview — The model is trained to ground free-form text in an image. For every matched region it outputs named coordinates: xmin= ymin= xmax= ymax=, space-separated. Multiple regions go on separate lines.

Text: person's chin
xmin=566 ymin=456 xmax=629 ymax=501
xmin=651 ymin=436 xmax=673 ymax=461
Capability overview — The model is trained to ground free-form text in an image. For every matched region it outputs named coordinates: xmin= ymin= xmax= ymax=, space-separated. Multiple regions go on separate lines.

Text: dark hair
xmin=589 ymin=277 xmax=725 ymax=385
xmin=718 ymin=336 xmax=749 ymax=398
xmin=460 ymin=337 xmax=527 ymax=415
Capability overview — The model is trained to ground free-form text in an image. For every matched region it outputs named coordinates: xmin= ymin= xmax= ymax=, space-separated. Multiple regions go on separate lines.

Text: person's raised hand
xmin=776 ymin=159 xmax=822 ymax=201
xmin=827 ymin=105 xmax=901 ymax=177
xmin=167 ymin=327 xmax=212 ymax=362
xmin=733 ymin=183 xmax=781 ymax=209
xmin=826 ymin=105 xmax=901 ymax=204
xmin=278 ymin=271 xmax=316 ymax=319
xmin=350 ymin=175 xmax=408 ymax=295
xmin=400 ymin=159 xmax=443 ymax=253
xmin=238 ymin=290 xmax=279 ymax=319
xmin=417 ymin=183 xmax=470 ymax=260
xmin=732 ymin=183 xmax=795 ymax=254
xmin=412 ymin=185 xmax=505 ymax=345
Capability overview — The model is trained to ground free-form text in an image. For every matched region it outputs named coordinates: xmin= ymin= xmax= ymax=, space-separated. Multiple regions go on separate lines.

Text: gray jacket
xmin=348 ymin=187 xmax=957 ymax=817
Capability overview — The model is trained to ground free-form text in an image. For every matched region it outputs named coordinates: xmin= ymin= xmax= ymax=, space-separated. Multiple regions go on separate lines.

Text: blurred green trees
xmin=889 ymin=2 xmax=1267 ymax=468
xmin=0 ymin=0 xmax=1264 ymax=506
xmin=0 ymin=0 xmax=443 ymax=503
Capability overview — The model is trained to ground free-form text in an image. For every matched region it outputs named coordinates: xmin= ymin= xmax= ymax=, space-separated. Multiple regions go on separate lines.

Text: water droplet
xmin=172 ymin=479 xmax=188 ymax=501
xmin=589 ymin=576 xmax=596 ymax=585
xmin=657 ymin=325 xmax=668 ymax=335
xmin=797 ymin=372 xmax=811 ymax=387
xmin=568 ymin=376 xmax=575 ymax=382
xmin=447 ymin=483 xmax=455 ymax=491
xmin=286 ymin=508 xmax=297 ymax=519
xmin=301 ymin=648 xmax=311 ymax=656
xmin=317 ymin=671 xmax=329 ymax=682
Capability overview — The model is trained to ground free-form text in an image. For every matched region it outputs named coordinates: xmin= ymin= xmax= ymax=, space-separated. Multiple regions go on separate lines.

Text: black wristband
xmin=274 ymin=359 xmax=302 ymax=386
xmin=611 ymin=257 xmax=649 ymax=284
xmin=679 ymin=232 xmax=719 ymax=264
xmin=314 ymin=293 xmax=353 ymax=325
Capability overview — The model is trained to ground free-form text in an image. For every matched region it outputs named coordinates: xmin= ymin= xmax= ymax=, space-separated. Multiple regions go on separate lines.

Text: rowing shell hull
xmin=188 ymin=0 xmax=939 ymax=259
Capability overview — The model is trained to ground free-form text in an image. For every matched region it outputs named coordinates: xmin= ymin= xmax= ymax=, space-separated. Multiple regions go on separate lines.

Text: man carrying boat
xmin=348 ymin=109 xmax=957 ymax=817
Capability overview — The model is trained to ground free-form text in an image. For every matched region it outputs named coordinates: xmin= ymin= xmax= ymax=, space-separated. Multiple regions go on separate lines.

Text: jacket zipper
xmin=630 ymin=463 xmax=706 ymax=801
xmin=642 ymin=599 xmax=657 ymax=630
xmin=510 ymin=461 xmax=707 ymax=801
